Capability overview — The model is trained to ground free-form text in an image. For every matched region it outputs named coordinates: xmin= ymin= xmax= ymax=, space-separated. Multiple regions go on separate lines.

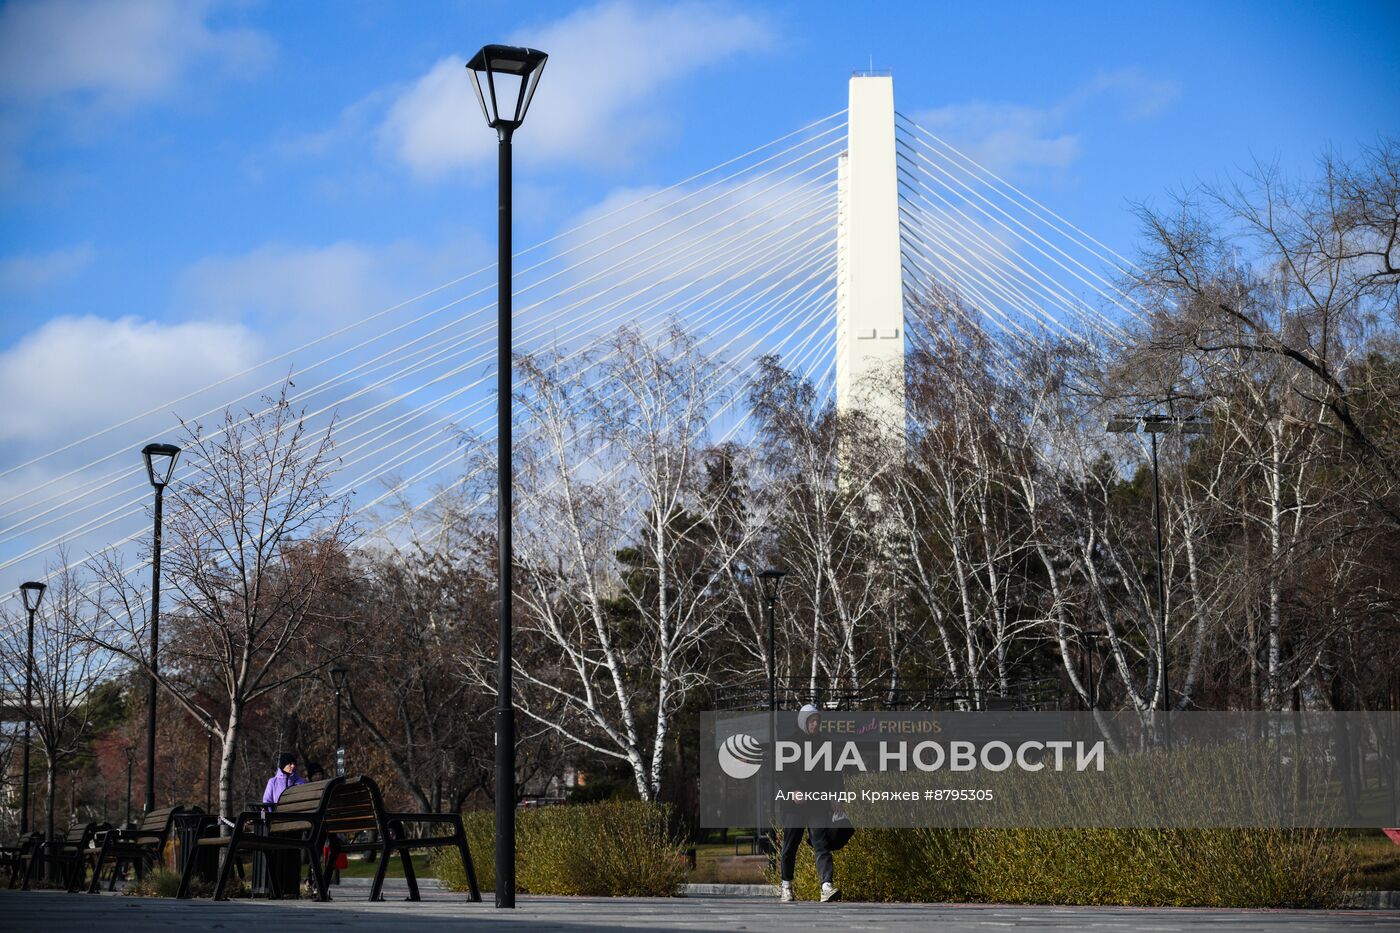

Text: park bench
xmin=81 ymin=805 xmax=186 ymax=894
xmin=329 ymin=776 xmax=481 ymax=902
xmin=180 ymin=776 xmax=360 ymax=901
xmin=1 ymin=833 xmax=44 ymax=889
xmin=176 ymin=774 xmax=480 ymax=903
xmin=27 ymin=822 xmax=109 ymax=891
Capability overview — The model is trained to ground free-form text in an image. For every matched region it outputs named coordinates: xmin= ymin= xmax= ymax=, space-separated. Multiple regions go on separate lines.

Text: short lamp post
xmin=205 ymin=733 xmax=213 ymax=812
xmin=757 ymin=569 xmax=786 ymax=853
xmin=140 ymin=442 xmax=180 ymax=814
xmin=330 ymin=663 xmax=349 ymax=777
xmin=466 ymin=42 xmax=547 ymax=912
xmin=124 ymin=746 xmax=136 ymax=828
xmin=1105 ymin=412 xmax=1211 ymax=739
xmin=18 ymin=581 xmax=45 ymax=837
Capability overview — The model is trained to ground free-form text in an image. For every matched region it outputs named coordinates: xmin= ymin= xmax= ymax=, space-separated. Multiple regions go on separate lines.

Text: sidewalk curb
xmin=1343 ymin=890 xmax=1400 ymax=909
xmin=685 ymin=883 xmax=778 ymax=897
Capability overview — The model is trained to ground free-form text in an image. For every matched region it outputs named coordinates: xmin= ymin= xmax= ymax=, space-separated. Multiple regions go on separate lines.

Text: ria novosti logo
xmin=718 ymin=733 xmax=764 ymax=780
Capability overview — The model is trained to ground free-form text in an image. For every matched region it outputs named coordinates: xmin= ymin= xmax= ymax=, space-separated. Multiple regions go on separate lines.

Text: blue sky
xmin=0 ymin=0 xmax=1396 ymax=583
xmin=3 ymin=0 xmax=1398 ymax=355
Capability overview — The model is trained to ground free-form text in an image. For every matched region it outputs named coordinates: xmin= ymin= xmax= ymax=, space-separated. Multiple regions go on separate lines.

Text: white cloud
xmin=378 ymin=1 xmax=771 ymax=179
xmin=173 ymin=234 xmax=494 ymax=335
xmin=0 ymin=243 xmax=94 ymax=290
xmin=0 ymin=314 xmax=260 ymax=445
xmin=910 ymin=68 xmax=1180 ymax=178
xmin=177 ymin=242 xmax=396 ymax=327
xmin=914 ymin=101 xmax=1082 ymax=176
xmin=1082 ymin=68 xmax=1180 ymax=121
xmin=0 ymin=0 xmax=271 ymax=107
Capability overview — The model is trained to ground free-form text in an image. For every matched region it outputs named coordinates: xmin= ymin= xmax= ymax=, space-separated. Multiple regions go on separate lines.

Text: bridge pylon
xmin=835 ymin=72 xmax=905 ymax=441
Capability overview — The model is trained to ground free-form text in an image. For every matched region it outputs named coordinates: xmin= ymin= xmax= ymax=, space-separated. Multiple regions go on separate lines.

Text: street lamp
xmin=330 ymin=663 xmax=349 ymax=777
xmin=124 ymin=746 xmax=136 ymax=827
xmin=206 ymin=732 xmax=213 ymax=812
xmin=18 ymin=581 xmax=45 ymax=837
xmin=757 ymin=570 xmax=787 ymax=714
xmin=140 ymin=442 xmax=180 ymax=814
xmin=756 ymin=569 xmax=786 ymax=854
xmin=466 ymin=42 xmax=547 ymax=912
xmin=1078 ymin=627 xmax=1107 ymax=712
xmin=1105 ymin=412 xmax=1211 ymax=732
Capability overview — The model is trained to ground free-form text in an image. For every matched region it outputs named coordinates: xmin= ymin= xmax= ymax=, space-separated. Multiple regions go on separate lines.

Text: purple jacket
xmin=262 ymin=770 xmax=306 ymax=804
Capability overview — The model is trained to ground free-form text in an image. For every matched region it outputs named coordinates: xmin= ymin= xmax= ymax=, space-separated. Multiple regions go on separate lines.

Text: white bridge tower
xmin=835 ymin=73 xmax=905 ymax=438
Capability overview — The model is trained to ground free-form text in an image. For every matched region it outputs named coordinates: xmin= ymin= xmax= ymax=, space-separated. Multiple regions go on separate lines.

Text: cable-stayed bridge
xmin=0 ymin=73 xmax=1143 ymax=637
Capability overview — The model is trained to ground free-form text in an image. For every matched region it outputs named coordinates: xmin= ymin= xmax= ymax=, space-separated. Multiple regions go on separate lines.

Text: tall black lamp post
xmin=140 ymin=442 xmax=180 ymax=813
xmin=466 ymin=42 xmax=547 ymax=911
xmin=330 ymin=663 xmax=349 ymax=776
xmin=18 ymin=581 xmax=45 ymax=836
xmin=757 ymin=569 xmax=785 ymax=851
xmin=1106 ymin=412 xmax=1211 ymax=737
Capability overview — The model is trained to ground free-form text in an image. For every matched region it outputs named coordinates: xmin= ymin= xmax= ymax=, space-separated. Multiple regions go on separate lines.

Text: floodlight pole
xmin=495 ymin=119 xmax=517 ymax=911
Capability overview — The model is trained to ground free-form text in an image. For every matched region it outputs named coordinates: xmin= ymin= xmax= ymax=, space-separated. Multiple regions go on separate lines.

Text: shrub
xmin=770 ymin=826 xmax=978 ymax=903
xmin=432 ymin=800 xmax=688 ymax=897
xmin=770 ymin=826 xmax=1351 ymax=907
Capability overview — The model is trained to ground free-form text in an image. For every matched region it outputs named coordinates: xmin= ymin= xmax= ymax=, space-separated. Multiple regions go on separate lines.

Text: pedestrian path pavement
xmin=1 ymin=887 xmax=1395 ymax=932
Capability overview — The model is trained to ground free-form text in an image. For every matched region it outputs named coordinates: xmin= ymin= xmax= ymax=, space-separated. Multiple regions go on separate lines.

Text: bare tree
xmin=82 ymin=387 xmax=351 ymax=820
xmin=0 ymin=562 xmax=115 ymax=844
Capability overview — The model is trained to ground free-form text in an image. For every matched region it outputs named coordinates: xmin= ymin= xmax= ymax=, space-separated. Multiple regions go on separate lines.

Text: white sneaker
xmin=820 ymin=883 xmax=841 ymax=903
xmin=780 ymin=885 xmax=795 ymax=903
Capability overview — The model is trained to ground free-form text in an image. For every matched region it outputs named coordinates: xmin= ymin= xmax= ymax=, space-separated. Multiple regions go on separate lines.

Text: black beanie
xmin=278 ymin=752 xmax=296 ymax=769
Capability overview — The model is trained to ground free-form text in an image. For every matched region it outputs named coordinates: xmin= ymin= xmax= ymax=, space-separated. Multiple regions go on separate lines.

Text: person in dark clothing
xmin=263 ymin=752 xmax=306 ymax=804
xmin=777 ymin=704 xmax=842 ymax=903
xmin=261 ymin=753 xmax=306 ymax=897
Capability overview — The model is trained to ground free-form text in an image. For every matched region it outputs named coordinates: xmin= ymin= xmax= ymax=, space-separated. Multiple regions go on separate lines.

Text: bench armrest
xmin=229 ymin=810 xmax=268 ymax=830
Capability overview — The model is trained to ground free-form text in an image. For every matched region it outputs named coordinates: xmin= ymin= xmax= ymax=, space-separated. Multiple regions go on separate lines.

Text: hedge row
xmin=431 ymin=799 xmax=688 ymax=897
xmin=773 ymin=826 xmax=1352 ymax=907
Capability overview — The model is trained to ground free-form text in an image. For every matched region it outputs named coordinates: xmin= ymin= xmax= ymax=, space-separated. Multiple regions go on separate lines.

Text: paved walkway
xmin=2 ymin=888 xmax=1396 ymax=932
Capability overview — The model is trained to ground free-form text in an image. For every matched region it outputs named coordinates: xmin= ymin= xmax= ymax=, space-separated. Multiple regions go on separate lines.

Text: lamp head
xmin=330 ymin=663 xmax=350 ymax=692
xmin=466 ymin=44 xmax=548 ymax=134
xmin=757 ymin=568 xmax=787 ymax=604
xmin=1107 ymin=412 xmax=1213 ymax=436
xmin=19 ymin=581 xmax=46 ymax=613
xmin=141 ymin=443 xmax=181 ymax=489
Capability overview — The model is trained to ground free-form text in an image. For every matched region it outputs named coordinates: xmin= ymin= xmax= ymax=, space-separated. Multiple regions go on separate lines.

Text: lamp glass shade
xmin=19 ymin=581 xmax=46 ymax=612
xmin=330 ymin=663 xmax=350 ymax=691
xmin=142 ymin=443 xmax=181 ymax=488
xmin=465 ymin=44 xmax=548 ymax=130
xmin=1105 ymin=417 xmax=1138 ymax=433
xmin=757 ymin=568 xmax=787 ymax=604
